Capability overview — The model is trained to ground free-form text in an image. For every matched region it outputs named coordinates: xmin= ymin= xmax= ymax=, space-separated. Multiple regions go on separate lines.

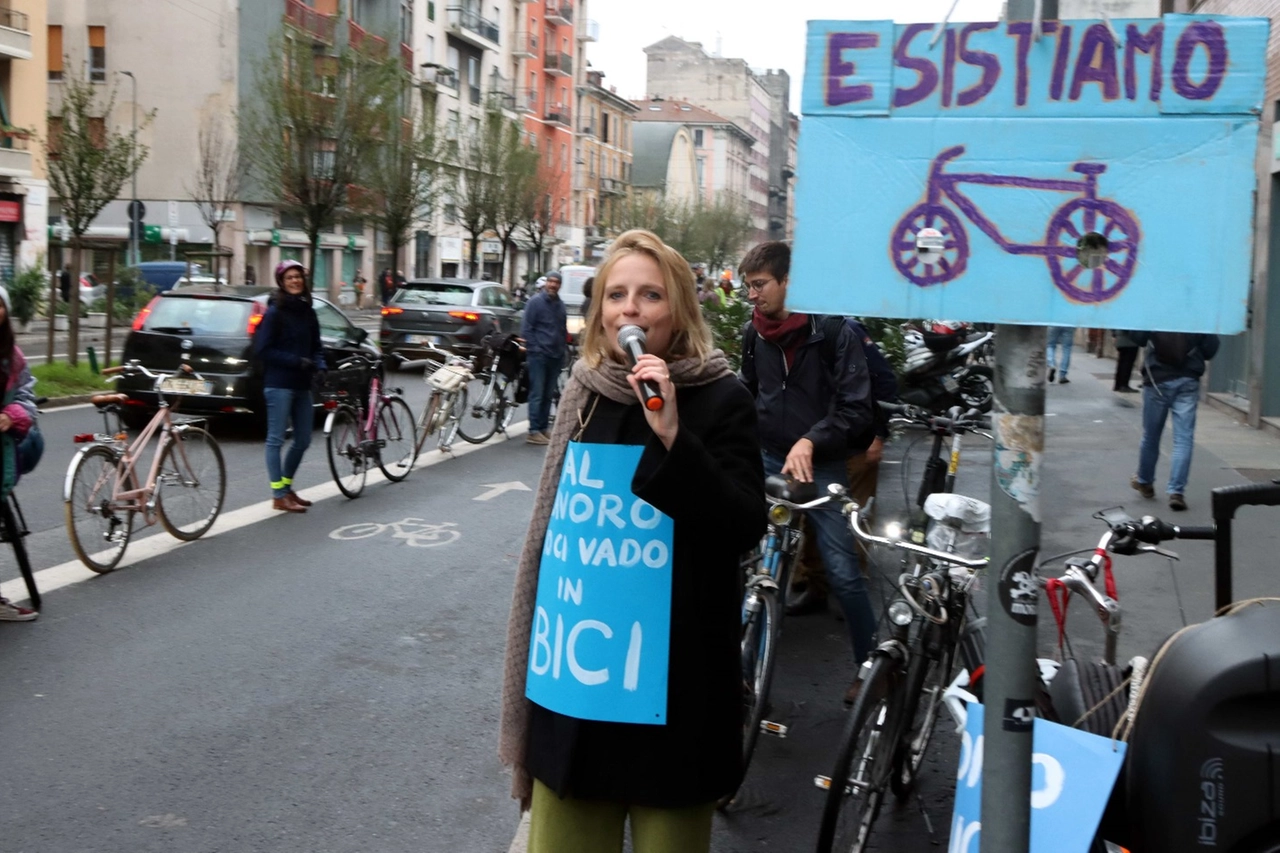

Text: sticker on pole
xmin=997 ymin=548 xmax=1039 ymax=626
xmin=525 ymin=442 xmax=675 ymax=725
xmin=951 ymin=703 xmax=1127 ymax=853
xmin=791 ymin=15 xmax=1269 ymax=333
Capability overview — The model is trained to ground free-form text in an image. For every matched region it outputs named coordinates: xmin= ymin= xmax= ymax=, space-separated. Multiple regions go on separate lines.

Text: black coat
xmin=526 ymin=374 xmax=766 ymax=807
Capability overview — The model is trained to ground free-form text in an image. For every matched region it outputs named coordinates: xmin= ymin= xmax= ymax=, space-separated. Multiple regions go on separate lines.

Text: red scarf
xmin=753 ymin=310 xmax=810 ymax=370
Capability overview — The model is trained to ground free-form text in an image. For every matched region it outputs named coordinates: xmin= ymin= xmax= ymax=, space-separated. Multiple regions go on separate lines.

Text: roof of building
xmin=629 ymin=98 xmax=756 ymax=143
xmin=630 ymin=123 xmax=684 ymax=189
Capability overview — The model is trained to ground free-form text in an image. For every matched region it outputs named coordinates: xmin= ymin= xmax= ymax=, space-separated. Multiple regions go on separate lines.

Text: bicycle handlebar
xmin=879 ymin=401 xmax=991 ymax=433
xmin=101 ymin=361 xmax=203 ymax=384
xmin=842 ymin=493 xmax=988 ymax=569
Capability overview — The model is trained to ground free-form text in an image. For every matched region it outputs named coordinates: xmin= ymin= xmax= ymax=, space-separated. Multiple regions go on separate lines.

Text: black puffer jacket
xmin=739 ymin=315 xmax=875 ymax=462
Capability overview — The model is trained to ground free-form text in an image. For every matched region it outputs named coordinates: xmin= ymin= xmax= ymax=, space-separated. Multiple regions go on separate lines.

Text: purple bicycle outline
xmin=890 ymin=145 xmax=1140 ymax=304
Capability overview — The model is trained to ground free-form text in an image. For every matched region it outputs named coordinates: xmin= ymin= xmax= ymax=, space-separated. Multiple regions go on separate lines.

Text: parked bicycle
xmin=881 ymin=402 xmax=991 ymax=534
xmin=729 ymin=475 xmax=838 ymax=804
xmin=455 ymin=332 xmax=526 ymax=444
xmin=322 ymin=352 xmax=418 ymax=499
xmin=64 ymin=362 xmax=226 ymax=573
xmin=815 ymin=490 xmax=988 ymax=853
xmin=404 ymin=344 xmax=476 ymax=456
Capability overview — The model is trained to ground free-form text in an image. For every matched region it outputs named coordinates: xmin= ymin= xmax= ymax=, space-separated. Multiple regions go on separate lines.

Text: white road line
xmin=1 ymin=421 xmax=530 ymax=606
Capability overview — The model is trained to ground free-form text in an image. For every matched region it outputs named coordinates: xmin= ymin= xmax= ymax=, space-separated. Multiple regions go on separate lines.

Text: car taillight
xmin=246 ymin=302 xmax=266 ymax=335
xmin=131 ymin=296 xmax=160 ymax=331
xmin=382 ymin=307 xmax=404 ymax=316
xmin=449 ymin=311 xmax=480 ymax=323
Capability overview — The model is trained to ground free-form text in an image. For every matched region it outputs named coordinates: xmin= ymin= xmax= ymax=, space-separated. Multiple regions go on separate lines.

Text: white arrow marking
xmin=474 ymin=481 xmax=532 ymax=501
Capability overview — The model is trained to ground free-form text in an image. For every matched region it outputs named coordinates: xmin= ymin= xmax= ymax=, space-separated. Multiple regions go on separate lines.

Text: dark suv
xmin=116 ymin=285 xmax=378 ymax=426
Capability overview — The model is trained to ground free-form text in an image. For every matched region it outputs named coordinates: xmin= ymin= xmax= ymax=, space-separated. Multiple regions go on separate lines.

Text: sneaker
xmin=526 ymin=432 xmax=550 ymax=446
xmin=1114 ymin=386 xmax=1137 ymax=394
xmin=1169 ymin=493 xmax=1187 ymax=511
xmin=0 ymin=598 xmax=37 ymax=622
xmin=1130 ymin=475 xmax=1155 ymax=499
xmin=1048 ymin=368 xmax=1056 ymax=383
xmin=1059 ymin=376 xmax=1070 ymax=385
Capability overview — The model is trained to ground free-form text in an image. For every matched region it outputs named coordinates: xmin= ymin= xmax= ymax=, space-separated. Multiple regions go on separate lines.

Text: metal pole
xmin=981 ymin=3 xmax=1054 ymax=852
xmin=121 ymin=70 xmax=137 ymax=267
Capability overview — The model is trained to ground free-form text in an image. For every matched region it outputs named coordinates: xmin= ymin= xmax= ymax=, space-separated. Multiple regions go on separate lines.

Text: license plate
xmin=160 ymin=377 xmax=214 ymax=395
xmin=406 ymin=334 xmax=441 ymax=345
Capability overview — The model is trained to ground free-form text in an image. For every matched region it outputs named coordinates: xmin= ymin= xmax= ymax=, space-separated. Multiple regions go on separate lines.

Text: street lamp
xmin=119 ymin=70 xmax=137 ymax=266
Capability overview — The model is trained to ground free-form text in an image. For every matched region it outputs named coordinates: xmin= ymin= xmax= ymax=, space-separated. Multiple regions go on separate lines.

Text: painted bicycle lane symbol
xmin=891 ymin=145 xmax=1140 ymax=304
xmin=328 ymin=517 xmax=461 ymax=548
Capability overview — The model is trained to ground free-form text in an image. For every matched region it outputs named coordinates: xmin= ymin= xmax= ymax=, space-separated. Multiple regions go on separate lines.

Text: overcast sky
xmin=584 ymin=0 xmax=1005 ymax=108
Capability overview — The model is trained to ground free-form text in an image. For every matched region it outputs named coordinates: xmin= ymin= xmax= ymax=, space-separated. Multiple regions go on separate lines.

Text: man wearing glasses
xmin=738 ymin=241 xmax=878 ymax=703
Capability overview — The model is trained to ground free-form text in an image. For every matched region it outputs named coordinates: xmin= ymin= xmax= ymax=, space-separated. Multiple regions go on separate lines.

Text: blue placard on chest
xmin=526 ymin=442 xmax=675 ymax=725
xmin=791 ymin=14 xmax=1269 ymax=333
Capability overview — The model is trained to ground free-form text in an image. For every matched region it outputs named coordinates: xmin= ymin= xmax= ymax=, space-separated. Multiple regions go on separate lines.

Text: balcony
xmin=599 ymin=177 xmax=625 ymax=197
xmin=446 ymin=5 xmax=500 ymax=49
xmin=0 ymin=131 xmax=32 ymax=178
xmin=543 ymin=51 xmax=572 ymax=77
xmin=514 ymin=87 xmax=538 ymax=114
xmin=544 ymin=102 xmax=571 ymax=127
xmin=512 ymin=30 xmax=538 ymax=59
xmin=349 ymin=20 xmax=389 ymax=57
xmin=400 ymin=42 xmax=413 ymax=72
xmin=419 ymin=63 xmax=459 ymax=93
xmin=284 ymin=0 xmax=336 ymax=45
xmin=578 ymin=18 xmax=598 ymax=42
xmin=545 ymin=1 xmax=572 ymax=26
xmin=488 ymin=73 xmax=518 ymax=112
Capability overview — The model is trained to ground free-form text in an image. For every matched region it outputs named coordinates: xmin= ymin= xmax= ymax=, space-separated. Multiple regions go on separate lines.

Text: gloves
xmin=297 ymin=356 xmax=313 ymax=371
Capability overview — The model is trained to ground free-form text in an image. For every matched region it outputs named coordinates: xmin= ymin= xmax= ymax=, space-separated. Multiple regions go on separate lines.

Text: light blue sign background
xmin=792 ymin=15 xmax=1268 ymax=333
xmin=525 ymin=442 xmax=675 ymax=725
xmin=950 ymin=703 xmax=1127 ymax=853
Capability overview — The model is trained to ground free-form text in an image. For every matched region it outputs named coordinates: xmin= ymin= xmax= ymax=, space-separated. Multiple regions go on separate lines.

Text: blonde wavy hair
xmin=579 ymin=229 xmax=715 ymax=368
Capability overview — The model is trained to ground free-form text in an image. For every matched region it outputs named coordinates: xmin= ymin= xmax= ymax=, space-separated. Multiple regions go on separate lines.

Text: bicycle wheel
xmin=740 ymin=588 xmax=780 ymax=779
xmin=326 ymin=406 xmax=367 ymax=499
xmin=157 ymin=426 xmax=226 ymax=541
xmin=891 ymin=624 xmax=958 ymax=798
xmin=64 ymin=445 xmax=136 ymax=574
xmin=816 ymin=656 xmax=901 ymax=853
xmin=457 ymin=374 xmax=500 ymax=444
xmin=375 ymin=396 xmax=417 ymax=481
xmin=438 ymin=388 xmax=466 ymax=449
xmin=496 ymin=381 xmax=517 ymax=433
xmin=415 ymin=392 xmax=441 ymax=456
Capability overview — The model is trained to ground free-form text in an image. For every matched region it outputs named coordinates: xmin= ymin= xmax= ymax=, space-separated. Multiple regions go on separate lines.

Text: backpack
xmin=742 ymin=315 xmax=874 ymax=451
xmin=1150 ymin=332 xmax=1193 ymax=367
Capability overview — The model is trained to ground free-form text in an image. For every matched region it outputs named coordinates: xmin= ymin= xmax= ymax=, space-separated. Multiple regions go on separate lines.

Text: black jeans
xmin=1114 ymin=346 xmax=1139 ymax=390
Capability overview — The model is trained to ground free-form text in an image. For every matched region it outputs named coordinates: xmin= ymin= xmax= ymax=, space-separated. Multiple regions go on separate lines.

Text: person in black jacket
xmin=254 ymin=260 xmax=327 ymax=513
xmin=499 ymin=229 xmax=765 ymax=851
xmin=738 ymin=241 xmax=878 ymax=702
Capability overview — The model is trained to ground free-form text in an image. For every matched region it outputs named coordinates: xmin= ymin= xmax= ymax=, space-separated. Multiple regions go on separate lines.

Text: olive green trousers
xmin=527 ymin=779 xmax=716 ymax=853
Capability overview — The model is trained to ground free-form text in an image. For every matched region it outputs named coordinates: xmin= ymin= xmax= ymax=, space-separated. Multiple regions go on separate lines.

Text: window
xmin=349 ymin=0 xmax=364 ymax=24
xmin=446 ymin=110 xmax=460 ymax=139
xmin=311 ymin=139 xmax=336 ymax=179
xmin=425 ymin=34 xmax=435 ymax=63
xmin=400 ymin=2 xmax=412 ymax=46
xmin=468 ymin=55 xmax=481 ymax=105
xmin=696 ymin=157 xmax=705 ymax=188
xmin=601 ymin=112 xmax=609 ymax=144
xmin=428 ymin=0 xmax=435 ymax=21
xmin=561 ymin=143 xmax=567 ymax=171
xmin=447 ymin=45 xmax=460 ymax=74
xmin=694 ymin=128 xmax=703 ymax=148
xmin=47 ymin=25 xmax=62 ymax=81
xmin=88 ymin=26 xmax=105 ymax=82
xmin=314 ymin=302 xmax=357 ymax=340
xmin=469 ymin=116 xmax=480 ymax=139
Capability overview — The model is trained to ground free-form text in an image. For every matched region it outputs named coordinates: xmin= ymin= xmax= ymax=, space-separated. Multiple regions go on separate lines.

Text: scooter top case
xmin=1125 ymin=601 xmax=1280 ymax=853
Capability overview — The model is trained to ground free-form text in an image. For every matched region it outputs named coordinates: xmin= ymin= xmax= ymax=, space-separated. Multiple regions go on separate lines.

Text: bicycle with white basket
xmin=403 ymin=343 xmax=476 ymax=456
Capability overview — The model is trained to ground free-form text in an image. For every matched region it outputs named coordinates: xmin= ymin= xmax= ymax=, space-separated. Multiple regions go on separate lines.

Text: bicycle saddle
xmin=765 ymin=474 xmax=817 ymax=504
xmin=91 ymin=393 xmax=128 ymax=407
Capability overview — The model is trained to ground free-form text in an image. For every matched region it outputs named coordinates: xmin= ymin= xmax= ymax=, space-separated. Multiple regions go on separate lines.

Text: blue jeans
xmin=264 ymin=387 xmax=314 ymax=497
xmin=1137 ymin=376 xmax=1200 ymax=496
xmin=526 ymin=352 xmax=563 ymax=435
xmin=763 ymin=451 xmax=877 ymax=665
xmin=1046 ymin=326 xmax=1074 ymax=378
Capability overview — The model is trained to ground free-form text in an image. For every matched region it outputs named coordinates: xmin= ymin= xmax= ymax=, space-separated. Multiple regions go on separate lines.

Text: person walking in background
xmin=378 ymin=268 xmax=394 ymax=306
xmin=1113 ymin=330 xmax=1140 ymax=393
xmin=1129 ymin=330 xmax=1219 ymax=512
xmin=0 ymin=286 xmax=39 ymax=622
xmin=521 ymin=271 xmax=567 ymax=446
xmin=1046 ymin=325 xmax=1075 ymax=384
xmin=58 ymin=265 xmax=71 ymax=304
xmin=738 ymin=241 xmax=879 ymax=704
xmin=579 ymin=276 xmax=594 ymax=321
xmin=499 ymin=229 xmax=765 ymax=851
xmin=245 ymin=264 xmax=257 ymax=286
xmin=254 ymin=260 xmax=327 ymax=514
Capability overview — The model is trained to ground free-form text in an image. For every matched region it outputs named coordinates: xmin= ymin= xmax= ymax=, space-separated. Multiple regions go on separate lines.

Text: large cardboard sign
xmin=525 ymin=443 xmax=675 ymax=725
xmin=791 ymin=15 xmax=1268 ymax=333
xmin=950 ymin=703 xmax=1127 ymax=853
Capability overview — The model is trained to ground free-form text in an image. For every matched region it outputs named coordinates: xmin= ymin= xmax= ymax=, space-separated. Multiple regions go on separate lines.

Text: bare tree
xmin=697 ymin=193 xmax=754 ymax=275
xmin=492 ymin=134 xmax=539 ymax=289
xmin=186 ymin=110 xmax=241 ymax=283
xmin=453 ymin=107 xmax=514 ymax=278
xmin=45 ymin=72 xmax=151 ymax=365
xmin=518 ymin=163 xmax=567 ymax=277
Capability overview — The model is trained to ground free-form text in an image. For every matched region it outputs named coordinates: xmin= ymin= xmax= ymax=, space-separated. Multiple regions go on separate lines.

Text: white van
xmin=557 ymin=264 xmax=596 ymax=316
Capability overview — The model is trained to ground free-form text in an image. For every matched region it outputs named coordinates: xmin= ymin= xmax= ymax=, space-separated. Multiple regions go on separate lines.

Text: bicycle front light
xmin=884 ymin=521 xmax=904 ymax=540
xmin=768 ymin=504 xmax=792 ymax=525
xmin=888 ymin=600 xmax=914 ymax=626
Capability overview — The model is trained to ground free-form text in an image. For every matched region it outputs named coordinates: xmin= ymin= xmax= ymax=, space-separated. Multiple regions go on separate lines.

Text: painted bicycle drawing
xmin=890 ymin=145 xmax=1140 ymax=304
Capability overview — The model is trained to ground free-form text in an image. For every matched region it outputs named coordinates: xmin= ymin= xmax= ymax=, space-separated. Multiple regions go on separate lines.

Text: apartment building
xmin=630 ymin=97 xmax=752 ymax=211
xmin=0 ymin=1 xmax=46 ymax=279
xmin=643 ymin=36 xmax=794 ymax=244
xmin=576 ymin=68 xmax=634 ymax=262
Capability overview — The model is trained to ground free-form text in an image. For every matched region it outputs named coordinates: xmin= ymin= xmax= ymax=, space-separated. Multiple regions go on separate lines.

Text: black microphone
xmin=617 ymin=324 xmax=664 ymax=411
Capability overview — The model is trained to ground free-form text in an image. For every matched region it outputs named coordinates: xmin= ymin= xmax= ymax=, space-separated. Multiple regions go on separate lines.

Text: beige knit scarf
xmin=498 ymin=349 xmax=734 ymax=806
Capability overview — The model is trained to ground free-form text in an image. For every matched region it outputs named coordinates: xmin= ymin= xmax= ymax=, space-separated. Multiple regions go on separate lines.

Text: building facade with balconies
xmin=575 ymin=68 xmax=634 ymax=262
xmin=0 ymin=1 xmax=46 ymax=279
